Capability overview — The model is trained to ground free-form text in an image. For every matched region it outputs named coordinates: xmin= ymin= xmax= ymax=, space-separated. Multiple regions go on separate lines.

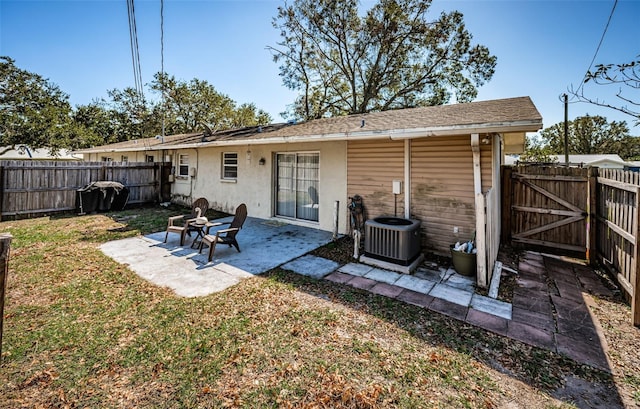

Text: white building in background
xmin=0 ymin=146 xmax=81 ymax=161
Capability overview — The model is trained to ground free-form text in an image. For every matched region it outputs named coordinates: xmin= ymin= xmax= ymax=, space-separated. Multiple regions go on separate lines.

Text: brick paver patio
xmin=288 ymin=251 xmax=615 ymax=371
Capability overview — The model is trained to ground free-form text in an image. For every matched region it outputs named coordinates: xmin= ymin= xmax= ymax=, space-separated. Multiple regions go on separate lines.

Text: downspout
xmin=471 ymin=134 xmax=488 ymax=288
xmin=404 ymin=139 xmax=410 ymax=218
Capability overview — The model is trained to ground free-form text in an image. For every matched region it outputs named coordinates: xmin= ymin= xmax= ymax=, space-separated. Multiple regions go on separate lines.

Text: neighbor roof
xmin=549 ymin=154 xmax=628 ymax=167
xmin=75 ymin=96 xmax=542 ymax=153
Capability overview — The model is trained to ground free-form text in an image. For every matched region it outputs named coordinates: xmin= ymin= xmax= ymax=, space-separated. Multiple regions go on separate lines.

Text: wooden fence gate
xmin=503 ymin=165 xmax=639 ymax=326
xmin=502 ymin=165 xmax=595 ymax=259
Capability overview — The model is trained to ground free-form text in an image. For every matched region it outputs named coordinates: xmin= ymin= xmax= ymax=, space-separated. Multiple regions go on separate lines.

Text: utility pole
xmin=563 ymin=93 xmax=569 ymax=165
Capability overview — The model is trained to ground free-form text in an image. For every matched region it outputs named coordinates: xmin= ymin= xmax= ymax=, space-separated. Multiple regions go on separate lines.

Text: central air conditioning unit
xmin=364 ymin=217 xmax=421 ymax=266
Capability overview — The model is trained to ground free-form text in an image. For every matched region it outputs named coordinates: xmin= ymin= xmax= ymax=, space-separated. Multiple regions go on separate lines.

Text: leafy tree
xmin=523 ymin=115 xmax=634 ymax=160
xmin=150 ymin=73 xmax=271 ymax=135
xmin=570 ymin=55 xmax=639 ymax=126
xmin=70 ymin=103 xmax=116 ymax=148
xmin=519 ymin=134 xmax=557 ymax=163
xmin=0 ymin=56 xmax=74 ymax=154
xmin=232 ymin=103 xmax=272 ymax=128
xmin=614 ymin=135 xmax=640 ymax=161
xmin=104 ymin=87 xmax=157 ymax=142
xmin=269 ymin=0 xmax=497 ymax=120
xmin=1 ymin=57 xmax=273 ymax=150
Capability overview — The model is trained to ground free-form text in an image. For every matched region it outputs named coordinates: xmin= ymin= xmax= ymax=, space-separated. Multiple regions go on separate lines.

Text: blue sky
xmin=1 ymin=0 xmax=639 ymax=133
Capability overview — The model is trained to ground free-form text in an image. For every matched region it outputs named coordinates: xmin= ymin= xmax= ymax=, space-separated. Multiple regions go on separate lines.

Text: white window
xmin=178 ymin=154 xmax=189 ymax=177
xmin=222 ymin=152 xmax=238 ymax=179
xmin=101 ymin=157 xmax=112 ymax=162
xmin=121 ymin=155 xmax=128 ymax=163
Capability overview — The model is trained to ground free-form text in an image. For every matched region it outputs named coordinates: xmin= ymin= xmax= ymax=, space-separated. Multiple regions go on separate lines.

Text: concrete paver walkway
xmin=304 ymin=251 xmax=613 ymax=371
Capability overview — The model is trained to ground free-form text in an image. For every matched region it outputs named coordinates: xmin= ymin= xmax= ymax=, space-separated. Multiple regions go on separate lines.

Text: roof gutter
xmin=76 ymin=119 xmax=542 ymax=154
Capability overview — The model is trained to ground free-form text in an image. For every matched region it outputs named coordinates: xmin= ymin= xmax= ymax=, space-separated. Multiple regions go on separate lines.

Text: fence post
xmin=0 ymin=165 xmax=4 ymax=222
xmin=0 ymin=233 xmax=13 ymax=360
xmin=635 ymin=183 xmax=640 ymax=327
xmin=586 ymin=167 xmax=597 ymax=265
xmin=500 ymin=165 xmax=512 ymax=243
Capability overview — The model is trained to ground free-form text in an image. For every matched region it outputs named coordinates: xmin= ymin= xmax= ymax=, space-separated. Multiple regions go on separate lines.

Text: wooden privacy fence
xmin=596 ymin=169 xmax=640 ymax=326
xmin=0 ymin=161 xmax=171 ymax=220
xmin=503 ymin=165 xmax=639 ymax=326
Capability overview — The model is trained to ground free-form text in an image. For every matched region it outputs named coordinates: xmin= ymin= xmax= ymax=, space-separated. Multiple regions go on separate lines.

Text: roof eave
xmin=190 ymin=119 xmax=543 ymax=147
xmin=77 ymin=119 xmax=543 ymax=152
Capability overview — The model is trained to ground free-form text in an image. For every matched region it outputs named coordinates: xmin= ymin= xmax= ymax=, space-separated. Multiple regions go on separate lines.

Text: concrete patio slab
xmin=100 ymin=216 xmax=334 ymax=297
xmin=282 ymin=255 xmax=340 ymax=279
xmin=364 ymin=268 xmax=402 ymax=285
xmin=429 ymin=283 xmax=473 ymax=307
xmin=395 ymin=274 xmax=436 ymax=294
xmin=338 ymin=263 xmax=374 ymax=277
xmin=443 ymin=273 xmax=475 ymax=292
xmin=470 ymin=294 xmax=512 ymax=320
xmin=100 ymin=235 xmax=253 ymax=297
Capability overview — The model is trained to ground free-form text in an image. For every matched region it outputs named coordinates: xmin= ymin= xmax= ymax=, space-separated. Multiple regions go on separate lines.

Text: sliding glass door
xmin=275 ymin=152 xmax=319 ymax=222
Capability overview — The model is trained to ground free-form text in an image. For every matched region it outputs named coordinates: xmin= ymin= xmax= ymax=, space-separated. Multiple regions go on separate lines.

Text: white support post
xmin=404 ymin=139 xmax=411 ymax=218
xmin=471 ymin=134 xmax=488 ymax=288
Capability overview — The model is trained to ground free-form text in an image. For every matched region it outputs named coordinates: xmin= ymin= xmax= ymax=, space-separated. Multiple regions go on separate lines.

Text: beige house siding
xmin=410 ymin=135 xmax=492 ymax=255
xmin=347 ymin=135 xmax=495 ymax=256
xmin=347 ymin=140 xmax=405 ymax=220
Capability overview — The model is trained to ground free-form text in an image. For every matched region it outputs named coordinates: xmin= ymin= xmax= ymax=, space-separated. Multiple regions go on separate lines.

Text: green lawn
xmin=0 ymin=206 xmax=631 ymax=408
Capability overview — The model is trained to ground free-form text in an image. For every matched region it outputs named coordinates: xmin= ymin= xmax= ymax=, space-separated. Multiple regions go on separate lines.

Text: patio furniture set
xmin=164 ymin=197 xmax=247 ymax=261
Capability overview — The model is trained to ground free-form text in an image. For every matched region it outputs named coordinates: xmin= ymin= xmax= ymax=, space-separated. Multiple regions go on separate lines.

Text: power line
xmin=161 ymin=0 xmax=165 ymax=139
xmin=126 ymin=0 xmax=144 ymax=99
xmin=575 ymin=0 xmax=618 ymax=96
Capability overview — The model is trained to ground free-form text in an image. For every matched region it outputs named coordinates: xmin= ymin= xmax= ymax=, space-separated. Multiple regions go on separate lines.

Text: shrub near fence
xmin=0 ymin=161 xmax=169 ymax=220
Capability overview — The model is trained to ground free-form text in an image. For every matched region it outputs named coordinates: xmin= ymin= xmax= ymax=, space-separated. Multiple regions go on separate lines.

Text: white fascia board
xmin=80 ymin=119 xmax=543 ymax=152
xmin=387 ymin=120 xmax=543 ymax=139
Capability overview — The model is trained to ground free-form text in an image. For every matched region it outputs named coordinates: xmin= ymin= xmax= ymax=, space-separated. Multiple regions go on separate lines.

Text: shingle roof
xmin=75 ymin=96 xmax=542 ymax=153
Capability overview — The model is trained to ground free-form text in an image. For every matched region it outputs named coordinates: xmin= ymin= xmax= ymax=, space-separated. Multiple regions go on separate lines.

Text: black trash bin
xmin=77 ymin=181 xmax=129 ymax=214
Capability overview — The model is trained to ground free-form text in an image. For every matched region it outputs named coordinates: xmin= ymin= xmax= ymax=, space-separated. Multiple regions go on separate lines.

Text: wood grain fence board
xmin=506 ymin=166 xmax=589 ymax=256
xmin=505 ymin=165 xmax=640 ymax=324
xmin=0 ymin=161 xmax=167 ymax=219
xmin=513 ymin=236 xmax=585 ymax=253
xmin=592 ymin=168 xmax=640 ymax=326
